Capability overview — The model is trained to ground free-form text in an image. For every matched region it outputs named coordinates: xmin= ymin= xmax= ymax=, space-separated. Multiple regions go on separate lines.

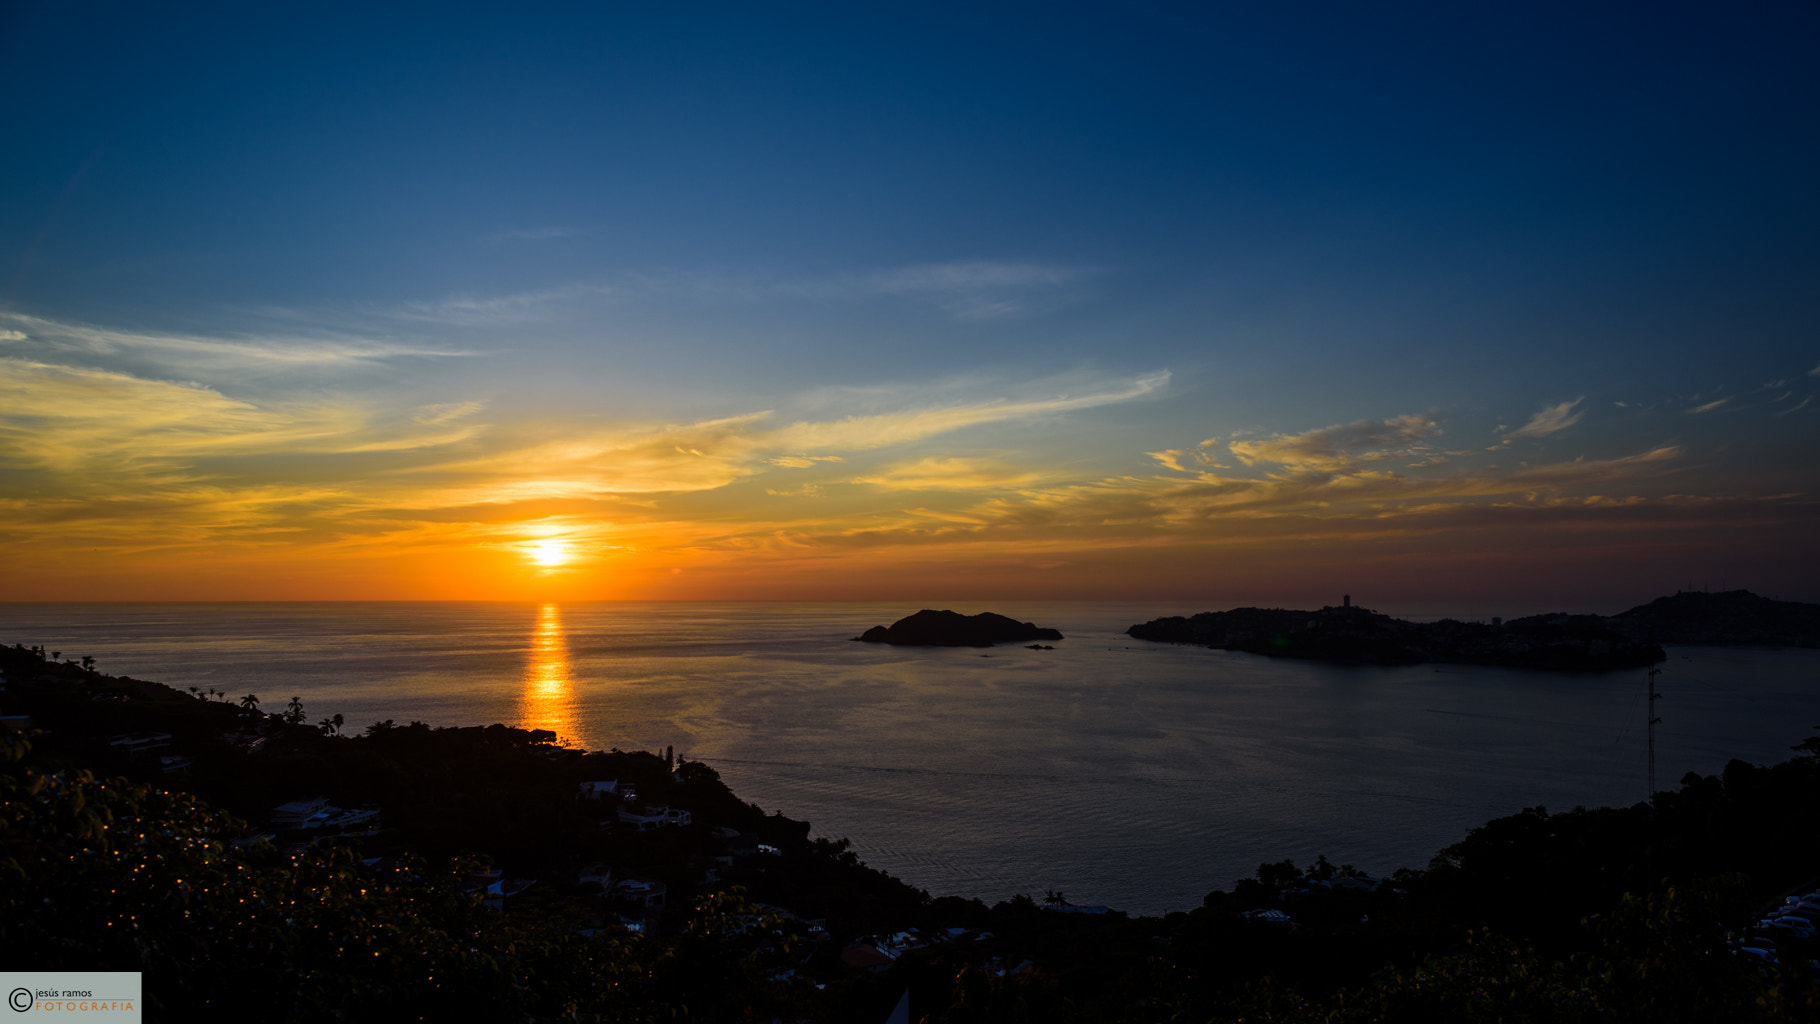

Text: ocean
xmin=3 ymin=601 xmax=1815 ymax=916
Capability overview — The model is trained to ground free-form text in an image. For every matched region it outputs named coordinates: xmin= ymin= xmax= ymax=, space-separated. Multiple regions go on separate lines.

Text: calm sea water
xmin=3 ymin=601 xmax=1816 ymax=915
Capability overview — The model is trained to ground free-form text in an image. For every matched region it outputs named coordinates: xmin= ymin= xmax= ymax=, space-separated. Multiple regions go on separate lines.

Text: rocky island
xmin=855 ymin=609 xmax=1064 ymax=647
xmin=1608 ymin=589 xmax=1820 ymax=647
xmin=1127 ymin=596 xmax=1666 ymax=670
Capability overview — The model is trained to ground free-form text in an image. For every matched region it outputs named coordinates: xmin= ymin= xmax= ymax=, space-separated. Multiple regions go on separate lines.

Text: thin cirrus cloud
xmin=399 ymin=371 xmax=1171 ymax=506
xmin=1685 ymin=396 xmax=1732 ymax=414
xmin=853 ymin=456 xmax=1052 ymax=491
xmin=1225 ymin=414 xmax=1441 ymax=472
xmin=0 ymin=359 xmax=483 ymax=478
xmin=930 ymin=441 xmax=1692 ymax=544
xmin=0 ymin=311 xmax=473 ymax=371
xmin=380 ymin=259 xmax=1089 ymax=327
xmin=1501 ymin=398 xmax=1585 ymax=442
xmin=855 ymin=260 xmax=1090 ymax=319
xmin=0 ymin=350 xmax=1173 ymax=565
xmin=484 ymin=225 xmax=583 ymax=244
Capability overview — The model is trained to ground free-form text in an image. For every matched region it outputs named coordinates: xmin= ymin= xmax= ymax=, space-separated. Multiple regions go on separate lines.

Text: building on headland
xmin=619 ymin=805 xmax=693 ymax=829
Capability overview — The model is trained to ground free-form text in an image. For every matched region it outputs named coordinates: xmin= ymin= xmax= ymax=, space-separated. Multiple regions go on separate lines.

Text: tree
xmin=1792 ymin=726 xmax=1820 ymax=759
xmin=283 ymin=696 xmax=306 ymax=725
xmin=239 ymin=693 xmax=261 ymax=713
xmin=318 ymin=713 xmax=344 ymax=737
xmin=79 ymin=656 xmax=94 ymax=671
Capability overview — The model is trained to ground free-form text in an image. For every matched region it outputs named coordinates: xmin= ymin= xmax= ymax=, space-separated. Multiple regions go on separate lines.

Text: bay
xmin=2 ymin=600 xmax=1815 ymax=916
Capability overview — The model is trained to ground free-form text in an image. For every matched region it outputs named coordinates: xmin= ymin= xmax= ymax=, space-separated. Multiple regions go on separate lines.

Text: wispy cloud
xmin=485 ymin=225 xmax=581 ymax=243
xmin=1685 ymin=396 xmax=1732 ymax=414
xmin=0 ymin=359 xmax=480 ymax=478
xmin=1226 ymin=414 xmax=1440 ymax=472
xmin=390 ymin=283 xmax=617 ymax=325
xmin=395 ymin=372 xmax=1169 ymax=506
xmin=763 ymin=371 xmax=1169 ymax=452
xmin=857 ymin=260 xmax=1088 ymax=319
xmin=1502 ymin=398 xmax=1584 ymax=441
xmin=854 ymin=456 xmax=1049 ymax=491
xmin=377 ymin=258 xmax=1091 ymax=326
xmin=0 ymin=312 xmax=471 ymax=370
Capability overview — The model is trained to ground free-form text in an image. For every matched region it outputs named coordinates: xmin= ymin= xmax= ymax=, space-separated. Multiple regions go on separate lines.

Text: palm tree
xmin=284 ymin=696 xmax=306 ymax=725
xmin=80 ymin=656 xmax=95 ymax=671
xmin=317 ymin=713 xmax=344 ymax=737
xmin=1044 ymin=890 xmax=1068 ymax=908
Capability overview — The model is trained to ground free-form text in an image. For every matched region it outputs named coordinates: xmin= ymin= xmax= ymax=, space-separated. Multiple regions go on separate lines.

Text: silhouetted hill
xmin=856 ymin=610 xmax=1064 ymax=647
xmin=1127 ymin=602 xmax=1663 ymax=670
xmin=1611 ymin=590 xmax=1820 ymax=647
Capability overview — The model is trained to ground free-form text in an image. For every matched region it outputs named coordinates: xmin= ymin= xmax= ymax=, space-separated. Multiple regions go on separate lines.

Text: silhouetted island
xmin=1127 ymin=596 xmax=1666 ymax=670
xmin=1609 ymin=589 xmax=1820 ymax=647
xmin=855 ymin=609 xmax=1064 ymax=647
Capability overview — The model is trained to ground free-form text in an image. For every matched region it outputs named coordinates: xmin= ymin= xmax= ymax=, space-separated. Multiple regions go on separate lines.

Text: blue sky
xmin=2 ymin=2 xmax=1817 ymax=607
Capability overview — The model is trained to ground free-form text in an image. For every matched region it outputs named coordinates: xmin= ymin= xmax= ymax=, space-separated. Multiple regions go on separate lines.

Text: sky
xmin=2 ymin=1 xmax=1817 ymax=612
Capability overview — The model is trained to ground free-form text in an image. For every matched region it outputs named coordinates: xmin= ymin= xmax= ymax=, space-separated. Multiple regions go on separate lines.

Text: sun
xmin=529 ymin=540 xmax=571 ymax=567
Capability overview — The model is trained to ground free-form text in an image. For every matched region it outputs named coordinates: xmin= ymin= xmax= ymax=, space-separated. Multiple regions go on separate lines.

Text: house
xmin=840 ymin=943 xmax=895 ymax=969
xmin=318 ymin=807 xmax=380 ymax=832
xmin=613 ymin=879 xmax=666 ymax=907
xmin=271 ymin=797 xmax=331 ymax=828
xmin=107 ymin=731 xmax=171 ymax=756
xmin=617 ymin=805 xmax=692 ymax=829
xmin=481 ymin=878 xmax=535 ymax=912
xmin=577 ymin=780 xmax=621 ymax=801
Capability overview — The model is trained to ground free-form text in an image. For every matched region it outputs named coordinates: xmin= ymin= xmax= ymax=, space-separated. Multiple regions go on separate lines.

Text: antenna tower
xmin=1646 ymin=656 xmax=1662 ymax=813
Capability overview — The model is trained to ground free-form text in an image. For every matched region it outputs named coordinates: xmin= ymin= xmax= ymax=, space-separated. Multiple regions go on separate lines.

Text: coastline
xmin=3 ymin=602 xmax=1819 ymax=916
xmin=5 ymin=637 xmax=1819 ymax=1019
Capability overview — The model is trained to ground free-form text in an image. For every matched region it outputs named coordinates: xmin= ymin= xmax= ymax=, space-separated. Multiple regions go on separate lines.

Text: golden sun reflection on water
xmin=520 ymin=603 xmax=572 ymax=742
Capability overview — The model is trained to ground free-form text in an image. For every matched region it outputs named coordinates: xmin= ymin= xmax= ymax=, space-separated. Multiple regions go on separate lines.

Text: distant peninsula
xmin=1127 ymin=596 xmax=1669 ymax=671
xmin=856 ymin=609 xmax=1064 ymax=647
xmin=1607 ymin=589 xmax=1820 ymax=647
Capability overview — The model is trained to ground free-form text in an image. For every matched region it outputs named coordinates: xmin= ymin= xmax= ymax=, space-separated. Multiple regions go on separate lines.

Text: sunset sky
xmin=3 ymin=3 xmax=1817 ymax=611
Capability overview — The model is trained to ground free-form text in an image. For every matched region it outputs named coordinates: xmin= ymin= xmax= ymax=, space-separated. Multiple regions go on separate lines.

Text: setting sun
xmin=529 ymin=540 xmax=571 ymax=567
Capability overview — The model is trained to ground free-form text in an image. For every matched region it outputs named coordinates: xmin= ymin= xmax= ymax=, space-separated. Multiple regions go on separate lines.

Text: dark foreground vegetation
xmin=3 ymin=641 xmax=1818 ymax=1021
